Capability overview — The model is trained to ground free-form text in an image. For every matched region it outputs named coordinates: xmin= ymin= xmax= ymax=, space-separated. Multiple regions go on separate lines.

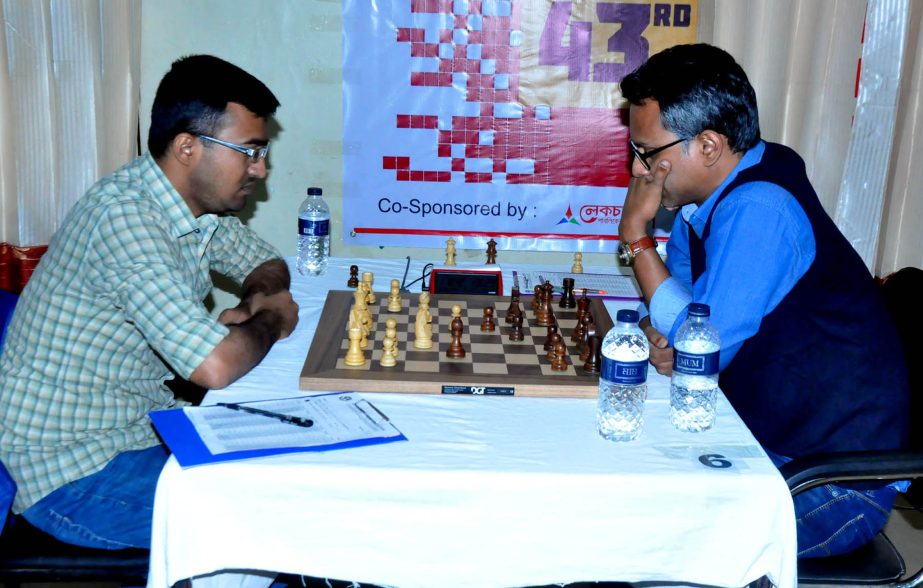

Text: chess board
xmin=299 ymin=290 xmax=614 ymax=398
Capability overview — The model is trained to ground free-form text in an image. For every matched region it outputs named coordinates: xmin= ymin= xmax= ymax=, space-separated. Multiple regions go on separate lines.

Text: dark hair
xmin=148 ymin=55 xmax=280 ymax=158
xmin=620 ymin=43 xmax=760 ymax=153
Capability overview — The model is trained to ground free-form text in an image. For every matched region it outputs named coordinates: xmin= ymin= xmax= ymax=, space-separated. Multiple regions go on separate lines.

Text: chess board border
xmin=299 ymin=290 xmax=615 ymax=398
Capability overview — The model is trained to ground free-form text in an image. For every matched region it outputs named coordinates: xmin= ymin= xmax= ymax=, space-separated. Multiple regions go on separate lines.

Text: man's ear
xmin=698 ymin=130 xmax=726 ymax=168
xmin=170 ymin=133 xmax=198 ymax=166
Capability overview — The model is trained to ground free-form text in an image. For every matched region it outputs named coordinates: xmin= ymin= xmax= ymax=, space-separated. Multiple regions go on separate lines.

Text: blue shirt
xmin=646 ymin=141 xmax=816 ymax=370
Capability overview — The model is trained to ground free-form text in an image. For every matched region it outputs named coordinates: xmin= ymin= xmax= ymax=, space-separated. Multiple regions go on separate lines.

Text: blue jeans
xmin=22 ymin=444 xmax=170 ymax=549
xmin=767 ymin=449 xmax=900 ymax=558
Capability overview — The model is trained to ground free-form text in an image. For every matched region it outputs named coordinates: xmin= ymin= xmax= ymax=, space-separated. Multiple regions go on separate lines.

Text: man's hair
xmin=148 ymin=55 xmax=280 ymax=158
xmin=620 ymin=43 xmax=760 ymax=153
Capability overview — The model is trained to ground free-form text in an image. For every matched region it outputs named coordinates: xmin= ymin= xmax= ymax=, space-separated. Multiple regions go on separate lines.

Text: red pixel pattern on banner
xmin=385 ymin=0 xmax=631 ymax=188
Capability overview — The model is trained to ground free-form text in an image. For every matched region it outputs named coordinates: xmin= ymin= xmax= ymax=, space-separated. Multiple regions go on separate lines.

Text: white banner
xmin=343 ymin=0 xmax=696 ymax=252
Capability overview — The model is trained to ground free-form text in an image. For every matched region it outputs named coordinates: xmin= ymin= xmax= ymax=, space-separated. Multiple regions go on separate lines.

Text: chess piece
xmin=362 ymin=272 xmax=376 ymax=304
xmin=559 ymin=277 xmax=576 ymax=309
xmin=545 ymin=332 xmax=562 ymax=361
xmin=583 ymin=335 xmax=601 ymax=373
xmin=347 ymin=264 xmax=359 ymax=288
xmin=387 ymin=279 xmax=402 ymax=312
xmin=572 ymin=294 xmax=590 ymax=342
xmin=486 ymin=238 xmax=497 ymax=264
xmin=543 ymin=322 xmax=559 ymax=352
xmin=379 ymin=336 xmax=397 ymax=367
xmin=413 ymin=294 xmax=433 ymax=350
xmin=572 ymin=252 xmax=583 ymax=274
xmin=505 ymin=287 xmax=520 ymax=323
xmin=580 ymin=318 xmax=597 ymax=362
xmin=508 ymin=312 xmax=524 ymax=341
xmin=551 ymin=341 xmax=568 ymax=371
xmin=481 ymin=306 xmax=496 ymax=332
xmin=385 ymin=318 xmax=398 ymax=342
xmin=531 ymin=285 xmax=541 ymax=311
xmin=445 ymin=237 xmax=457 ymax=266
xmin=446 ymin=304 xmax=466 ymax=358
xmin=343 ymin=326 xmax=366 ymax=367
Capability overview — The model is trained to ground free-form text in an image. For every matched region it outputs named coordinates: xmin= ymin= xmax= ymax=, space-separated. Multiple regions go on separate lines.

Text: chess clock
xmin=429 ymin=268 xmax=503 ymax=295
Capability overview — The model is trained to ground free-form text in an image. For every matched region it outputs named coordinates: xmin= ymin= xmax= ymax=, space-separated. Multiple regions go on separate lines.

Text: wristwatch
xmin=617 ymin=236 xmax=657 ymax=266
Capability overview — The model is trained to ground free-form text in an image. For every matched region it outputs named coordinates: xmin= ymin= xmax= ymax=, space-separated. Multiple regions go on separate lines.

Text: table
xmin=147 ymin=257 xmax=796 ymax=588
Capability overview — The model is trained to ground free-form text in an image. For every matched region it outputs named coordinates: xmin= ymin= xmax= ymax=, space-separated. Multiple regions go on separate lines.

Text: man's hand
xmin=217 ymin=305 xmax=251 ymax=326
xmin=247 ymin=290 xmax=299 ymax=340
xmin=640 ymin=315 xmax=673 ymax=376
xmin=619 ymin=160 xmax=671 ymax=241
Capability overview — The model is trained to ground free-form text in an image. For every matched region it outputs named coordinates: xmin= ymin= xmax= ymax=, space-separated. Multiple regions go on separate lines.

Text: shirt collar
xmin=139 ymin=153 xmax=218 ymax=238
xmin=680 ymin=140 xmax=766 ymax=234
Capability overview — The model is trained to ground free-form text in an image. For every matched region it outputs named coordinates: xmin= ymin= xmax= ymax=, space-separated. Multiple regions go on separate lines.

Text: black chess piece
xmin=481 ymin=306 xmax=496 ymax=332
xmin=347 ymin=265 xmax=359 ymax=288
xmin=532 ymin=285 xmax=541 ymax=311
xmin=509 ymin=312 xmax=524 ymax=341
xmin=447 ymin=315 xmax=466 ymax=358
xmin=546 ymin=333 xmax=562 ymax=361
xmin=543 ymin=323 xmax=559 ymax=351
xmin=505 ymin=288 xmax=520 ymax=323
xmin=559 ymin=277 xmax=577 ymax=309
xmin=573 ymin=296 xmax=590 ymax=342
xmin=486 ymin=238 xmax=498 ymax=264
xmin=551 ymin=341 xmax=568 ymax=371
xmin=583 ymin=335 xmax=601 ymax=373
xmin=580 ymin=319 xmax=597 ymax=362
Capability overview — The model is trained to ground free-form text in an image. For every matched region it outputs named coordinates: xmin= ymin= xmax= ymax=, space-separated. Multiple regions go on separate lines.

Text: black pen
xmin=216 ymin=402 xmax=314 ymax=428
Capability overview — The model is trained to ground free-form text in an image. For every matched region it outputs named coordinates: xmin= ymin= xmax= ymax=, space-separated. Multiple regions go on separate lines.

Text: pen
xmin=216 ymin=402 xmax=314 ymax=428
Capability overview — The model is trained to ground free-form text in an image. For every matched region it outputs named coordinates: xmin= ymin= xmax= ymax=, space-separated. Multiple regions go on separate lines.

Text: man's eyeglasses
xmin=629 ymin=137 xmax=687 ymax=171
xmin=197 ymin=134 xmax=269 ymax=164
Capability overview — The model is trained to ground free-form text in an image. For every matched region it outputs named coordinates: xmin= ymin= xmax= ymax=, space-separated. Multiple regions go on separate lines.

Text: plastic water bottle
xmin=296 ymin=187 xmax=330 ymax=276
xmin=670 ymin=303 xmax=721 ymax=432
xmin=597 ymin=309 xmax=649 ymax=441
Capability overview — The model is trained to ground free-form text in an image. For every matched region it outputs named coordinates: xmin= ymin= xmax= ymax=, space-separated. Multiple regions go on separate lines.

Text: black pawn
xmin=347 ymin=265 xmax=359 ymax=288
xmin=509 ymin=312 xmax=524 ymax=341
xmin=506 ymin=288 xmax=520 ymax=324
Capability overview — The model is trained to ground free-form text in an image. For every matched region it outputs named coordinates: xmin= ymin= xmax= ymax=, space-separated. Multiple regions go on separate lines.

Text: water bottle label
xmin=299 ymin=218 xmax=329 ymax=237
xmin=601 ymin=357 xmax=648 ymax=384
xmin=673 ymin=350 xmax=720 ymax=376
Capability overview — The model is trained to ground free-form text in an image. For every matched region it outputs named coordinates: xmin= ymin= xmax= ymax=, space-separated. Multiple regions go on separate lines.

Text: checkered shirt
xmin=0 ymin=153 xmax=281 ymax=512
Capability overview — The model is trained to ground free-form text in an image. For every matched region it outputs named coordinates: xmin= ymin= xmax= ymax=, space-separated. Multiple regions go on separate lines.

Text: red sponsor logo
xmin=579 ymin=205 xmax=623 ymax=224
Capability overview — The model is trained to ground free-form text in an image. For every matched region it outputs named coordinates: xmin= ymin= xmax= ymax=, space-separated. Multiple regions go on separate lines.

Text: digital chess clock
xmin=429 ymin=267 xmax=503 ymax=295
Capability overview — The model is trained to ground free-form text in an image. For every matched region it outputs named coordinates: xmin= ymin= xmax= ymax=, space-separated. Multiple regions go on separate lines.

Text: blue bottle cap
xmin=616 ymin=309 xmax=639 ymax=323
xmin=688 ymin=302 xmax=710 ymax=317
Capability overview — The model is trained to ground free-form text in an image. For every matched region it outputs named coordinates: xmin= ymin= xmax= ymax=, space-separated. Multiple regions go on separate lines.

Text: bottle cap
xmin=616 ymin=309 xmax=639 ymax=324
xmin=307 ymin=187 xmax=322 ymax=196
xmin=687 ymin=302 xmax=710 ymax=317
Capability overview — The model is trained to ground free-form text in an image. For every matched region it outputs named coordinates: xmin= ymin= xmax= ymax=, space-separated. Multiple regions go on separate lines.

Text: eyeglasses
xmin=629 ymin=137 xmax=687 ymax=171
xmin=197 ymin=134 xmax=269 ymax=164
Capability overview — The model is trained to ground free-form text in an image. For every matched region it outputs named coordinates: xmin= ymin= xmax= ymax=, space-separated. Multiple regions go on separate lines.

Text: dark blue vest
xmin=689 ymin=142 xmax=909 ymax=457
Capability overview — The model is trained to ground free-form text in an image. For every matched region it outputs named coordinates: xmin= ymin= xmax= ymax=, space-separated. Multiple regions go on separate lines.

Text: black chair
xmin=0 ymin=290 xmax=150 ymax=585
xmin=780 ymin=267 xmax=923 ymax=586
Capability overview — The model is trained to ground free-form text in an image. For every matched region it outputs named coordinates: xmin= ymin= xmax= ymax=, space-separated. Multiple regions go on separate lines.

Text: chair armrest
xmin=779 ymin=451 xmax=923 ymax=495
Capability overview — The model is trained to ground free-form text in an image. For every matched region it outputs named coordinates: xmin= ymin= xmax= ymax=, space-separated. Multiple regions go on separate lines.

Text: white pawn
xmin=387 ymin=278 xmax=402 ymax=312
xmin=572 ymin=252 xmax=584 ymax=274
xmin=380 ymin=337 xmax=397 ymax=367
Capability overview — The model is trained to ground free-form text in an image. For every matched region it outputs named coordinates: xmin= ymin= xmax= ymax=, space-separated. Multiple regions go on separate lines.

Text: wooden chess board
xmin=299 ymin=290 xmax=614 ymax=398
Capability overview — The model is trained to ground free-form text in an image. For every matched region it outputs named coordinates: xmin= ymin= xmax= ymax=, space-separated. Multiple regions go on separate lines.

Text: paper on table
xmin=184 ymin=393 xmax=402 ymax=455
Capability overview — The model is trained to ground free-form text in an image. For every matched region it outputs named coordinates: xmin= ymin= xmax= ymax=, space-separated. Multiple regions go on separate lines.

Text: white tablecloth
xmin=147 ymin=257 xmax=796 ymax=588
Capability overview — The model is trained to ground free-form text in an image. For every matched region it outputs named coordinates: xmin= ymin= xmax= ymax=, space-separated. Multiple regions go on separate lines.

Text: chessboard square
xmin=405 ymin=360 xmax=440 ymax=373
xmin=504 ymin=353 xmax=539 ymax=365
xmin=506 ymin=364 xmax=543 ymax=376
xmin=441 ymin=362 xmax=475 ymax=375
xmin=472 ymin=362 xmax=510 ymax=375
xmin=335 ymin=358 xmax=371 ymax=371
xmin=469 ymin=343 xmax=505 ymax=355
xmin=405 ymin=349 xmax=438 ymax=362
xmin=503 ymin=344 xmax=538 ymax=354
xmin=541 ymin=363 xmax=577 ymax=376
xmin=469 ymin=333 xmax=496 ymax=344
xmin=470 ymin=350 xmax=505 ymax=362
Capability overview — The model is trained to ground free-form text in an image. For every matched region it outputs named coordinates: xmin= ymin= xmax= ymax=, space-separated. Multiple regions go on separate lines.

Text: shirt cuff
xmin=649 ymin=276 xmax=691 ymax=342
